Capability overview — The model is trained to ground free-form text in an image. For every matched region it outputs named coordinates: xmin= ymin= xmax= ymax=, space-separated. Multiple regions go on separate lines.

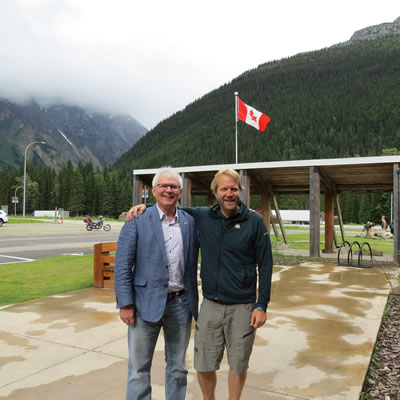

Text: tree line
xmin=0 ymin=161 xmax=134 ymax=219
xmin=0 ymin=160 xmax=392 ymax=225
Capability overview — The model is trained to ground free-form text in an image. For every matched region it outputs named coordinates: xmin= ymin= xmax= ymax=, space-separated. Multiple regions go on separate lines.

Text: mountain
xmin=0 ymin=99 xmax=147 ymax=170
xmin=350 ymin=17 xmax=400 ymax=41
xmin=115 ymin=18 xmax=400 ymax=171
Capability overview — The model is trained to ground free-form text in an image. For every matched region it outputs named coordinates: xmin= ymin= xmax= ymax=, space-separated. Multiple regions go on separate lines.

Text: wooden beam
xmin=393 ymin=164 xmax=400 ymax=264
xmin=181 ymin=173 xmax=192 ymax=207
xmin=271 ymin=221 xmax=280 ymax=239
xmin=270 ymin=187 xmax=289 ymax=245
xmin=309 ymin=167 xmax=320 ymax=257
xmin=319 ymin=167 xmax=335 ymax=192
xmin=132 ymin=176 xmax=143 ymax=205
xmin=333 ymin=226 xmax=338 ymax=248
xmin=240 ymin=169 xmax=251 ymax=206
xmin=261 ymin=190 xmax=272 ymax=232
xmin=254 ymin=178 xmax=289 ymax=244
xmin=324 ymin=190 xmax=334 ymax=253
xmin=335 ymin=194 xmax=346 ymax=244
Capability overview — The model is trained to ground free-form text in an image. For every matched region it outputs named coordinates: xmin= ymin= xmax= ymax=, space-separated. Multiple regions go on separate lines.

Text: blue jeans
xmin=126 ymin=294 xmax=192 ymax=400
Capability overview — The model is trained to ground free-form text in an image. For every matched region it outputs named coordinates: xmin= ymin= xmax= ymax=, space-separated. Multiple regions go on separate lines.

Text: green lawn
xmin=0 ymin=255 xmax=93 ymax=306
xmin=271 ymin=232 xmax=394 ymax=255
xmin=7 ymin=217 xmax=46 ymax=224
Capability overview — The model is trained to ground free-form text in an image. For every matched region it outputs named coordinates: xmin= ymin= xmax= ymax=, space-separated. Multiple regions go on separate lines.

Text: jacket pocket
xmin=133 ymin=278 xmax=147 ymax=287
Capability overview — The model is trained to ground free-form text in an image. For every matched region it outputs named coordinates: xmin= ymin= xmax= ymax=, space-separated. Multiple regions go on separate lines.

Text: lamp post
xmin=23 ymin=141 xmax=46 ymax=218
xmin=14 ymin=186 xmax=22 ymax=216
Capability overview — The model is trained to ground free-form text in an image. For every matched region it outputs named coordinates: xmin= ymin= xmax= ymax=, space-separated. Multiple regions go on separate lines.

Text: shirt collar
xmin=156 ymin=204 xmax=179 ymax=222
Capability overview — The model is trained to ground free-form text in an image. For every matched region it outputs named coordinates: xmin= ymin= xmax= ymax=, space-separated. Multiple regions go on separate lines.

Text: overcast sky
xmin=0 ymin=0 xmax=399 ymax=129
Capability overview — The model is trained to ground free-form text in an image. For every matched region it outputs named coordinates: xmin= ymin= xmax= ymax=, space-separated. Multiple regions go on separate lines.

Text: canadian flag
xmin=237 ymin=97 xmax=271 ymax=132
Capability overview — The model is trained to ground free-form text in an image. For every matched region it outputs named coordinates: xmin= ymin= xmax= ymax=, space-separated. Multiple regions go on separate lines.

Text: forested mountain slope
xmin=116 ymin=35 xmax=400 ymax=170
xmin=0 ymin=99 xmax=147 ymax=170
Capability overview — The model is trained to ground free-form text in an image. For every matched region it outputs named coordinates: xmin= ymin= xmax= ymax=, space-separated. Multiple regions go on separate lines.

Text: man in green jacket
xmin=128 ymin=168 xmax=273 ymax=400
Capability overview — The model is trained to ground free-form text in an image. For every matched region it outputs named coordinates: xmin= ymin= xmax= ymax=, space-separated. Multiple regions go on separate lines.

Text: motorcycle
xmin=83 ymin=216 xmax=111 ymax=231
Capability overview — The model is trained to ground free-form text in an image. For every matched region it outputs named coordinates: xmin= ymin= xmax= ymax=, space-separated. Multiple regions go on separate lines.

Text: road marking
xmin=0 ymin=255 xmax=35 ymax=265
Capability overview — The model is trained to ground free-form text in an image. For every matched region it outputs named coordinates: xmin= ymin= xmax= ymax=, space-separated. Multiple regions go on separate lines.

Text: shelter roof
xmin=133 ymin=156 xmax=400 ymax=195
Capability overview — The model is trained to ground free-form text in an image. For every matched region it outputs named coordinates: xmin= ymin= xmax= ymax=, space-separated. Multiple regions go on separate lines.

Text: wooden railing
xmin=93 ymin=242 xmax=117 ymax=288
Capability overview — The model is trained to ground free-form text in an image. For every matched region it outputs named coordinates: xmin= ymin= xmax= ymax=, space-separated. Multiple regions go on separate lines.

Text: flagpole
xmin=234 ymin=92 xmax=238 ymax=164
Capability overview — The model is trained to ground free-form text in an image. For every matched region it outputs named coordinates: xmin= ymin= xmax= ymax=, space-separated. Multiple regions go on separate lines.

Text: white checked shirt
xmin=156 ymin=205 xmax=185 ymax=292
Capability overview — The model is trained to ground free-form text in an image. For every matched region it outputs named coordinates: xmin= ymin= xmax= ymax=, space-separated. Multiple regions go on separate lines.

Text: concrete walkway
xmin=0 ymin=262 xmax=395 ymax=400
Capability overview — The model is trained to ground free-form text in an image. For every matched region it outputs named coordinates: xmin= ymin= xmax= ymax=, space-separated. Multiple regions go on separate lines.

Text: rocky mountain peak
xmin=350 ymin=17 xmax=400 ymax=41
xmin=0 ymin=98 xmax=147 ymax=170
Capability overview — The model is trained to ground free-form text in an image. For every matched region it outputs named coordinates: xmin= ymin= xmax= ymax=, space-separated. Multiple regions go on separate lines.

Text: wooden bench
xmin=93 ymin=242 xmax=117 ymax=288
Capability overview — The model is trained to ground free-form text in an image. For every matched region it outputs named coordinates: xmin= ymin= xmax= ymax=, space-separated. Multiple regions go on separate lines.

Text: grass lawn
xmin=0 ymin=255 xmax=93 ymax=306
xmin=271 ymin=232 xmax=394 ymax=255
xmin=7 ymin=217 xmax=46 ymax=224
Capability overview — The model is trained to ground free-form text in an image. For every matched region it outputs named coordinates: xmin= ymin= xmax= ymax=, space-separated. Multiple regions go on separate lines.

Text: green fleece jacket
xmin=183 ymin=202 xmax=273 ymax=310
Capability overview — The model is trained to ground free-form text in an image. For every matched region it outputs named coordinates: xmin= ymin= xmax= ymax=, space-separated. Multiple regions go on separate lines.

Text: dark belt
xmin=209 ymin=298 xmax=236 ymax=305
xmin=167 ymin=290 xmax=185 ymax=302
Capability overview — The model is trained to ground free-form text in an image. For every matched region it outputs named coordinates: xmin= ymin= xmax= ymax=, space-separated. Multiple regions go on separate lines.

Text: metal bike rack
xmin=358 ymin=241 xmax=374 ymax=268
xmin=337 ymin=240 xmax=374 ymax=268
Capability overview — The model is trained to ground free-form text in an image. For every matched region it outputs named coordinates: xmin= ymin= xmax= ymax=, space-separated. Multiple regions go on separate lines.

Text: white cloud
xmin=0 ymin=0 xmax=399 ymax=129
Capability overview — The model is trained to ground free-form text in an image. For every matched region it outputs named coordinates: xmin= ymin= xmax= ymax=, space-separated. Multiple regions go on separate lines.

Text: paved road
xmin=0 ymin=219 xmax=124 ymax=265
xmin=0 ymin=220 xmax=371 ymax=266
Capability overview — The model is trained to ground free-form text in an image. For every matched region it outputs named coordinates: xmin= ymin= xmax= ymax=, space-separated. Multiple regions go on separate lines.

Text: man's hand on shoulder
xmin=126 ymin=204 xmax=147 ymax=221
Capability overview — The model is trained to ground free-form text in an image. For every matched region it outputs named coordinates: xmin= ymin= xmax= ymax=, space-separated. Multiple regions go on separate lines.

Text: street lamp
xmin=23 ymin=141 xmax=47 ymax=218
xmin=14 ymin=186 xmax=22 ymax=216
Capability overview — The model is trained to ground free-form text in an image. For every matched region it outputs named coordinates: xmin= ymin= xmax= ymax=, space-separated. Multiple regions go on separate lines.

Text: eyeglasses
xmin=155 ymin=184 xmax=181 ymax=191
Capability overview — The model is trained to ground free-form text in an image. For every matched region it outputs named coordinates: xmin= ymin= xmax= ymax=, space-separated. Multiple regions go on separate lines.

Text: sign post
xmin=12 ymin=196 xmax=19 ymax=216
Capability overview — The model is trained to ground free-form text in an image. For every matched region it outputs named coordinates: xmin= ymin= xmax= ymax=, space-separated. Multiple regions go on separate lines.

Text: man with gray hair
xmin=127 ymin=168 xmax=273 ymax=400
xmin=114 ymin=167 xmax=199 ymax=400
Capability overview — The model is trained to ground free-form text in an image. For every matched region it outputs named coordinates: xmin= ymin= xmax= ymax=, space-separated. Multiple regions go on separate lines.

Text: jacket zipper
xmin=215 ymin=219 xmax=225 ymax=300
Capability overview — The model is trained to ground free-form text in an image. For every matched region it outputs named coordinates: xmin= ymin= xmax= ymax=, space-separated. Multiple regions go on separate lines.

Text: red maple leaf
xmin=249 ymin=110 xmax=258 ymax=122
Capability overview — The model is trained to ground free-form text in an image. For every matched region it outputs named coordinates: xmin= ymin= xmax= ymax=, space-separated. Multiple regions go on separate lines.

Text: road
xmin=0 ymin=220 xmax=367 ymax=266
xmin=0 ymin=219 xmax=124 ymax=265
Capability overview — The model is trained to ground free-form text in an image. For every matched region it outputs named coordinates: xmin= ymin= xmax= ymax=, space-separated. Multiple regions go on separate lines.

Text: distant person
xmin=381 ymin=215 xmax=388 ymax=231
xmin=363 ymin=221 xmax=375 ymax=235
xmin=127 ymin=168 xmax=273 ymax=400
xmin=114 ymin=167 xmax=199 ymax=400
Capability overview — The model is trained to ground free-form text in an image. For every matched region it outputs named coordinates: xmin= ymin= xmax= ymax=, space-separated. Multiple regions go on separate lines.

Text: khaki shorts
xmin=194 ymin=298 xmax=256 ymax=375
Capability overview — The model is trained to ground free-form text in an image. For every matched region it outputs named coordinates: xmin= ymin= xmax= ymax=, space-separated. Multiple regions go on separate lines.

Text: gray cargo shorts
xmin=194 ymin=298 xmax=256 ymax=375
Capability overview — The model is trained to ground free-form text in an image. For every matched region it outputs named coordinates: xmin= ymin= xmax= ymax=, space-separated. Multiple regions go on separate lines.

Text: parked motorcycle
xmin=83 ymin=216 xmax=111 ymax=231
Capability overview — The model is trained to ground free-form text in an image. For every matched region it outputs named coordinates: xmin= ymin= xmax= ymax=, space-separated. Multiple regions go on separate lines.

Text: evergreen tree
xmin=26 ymin=180 xmax=40 ymax=214
xmin=69 ymin=170 xmax=85 ymax=216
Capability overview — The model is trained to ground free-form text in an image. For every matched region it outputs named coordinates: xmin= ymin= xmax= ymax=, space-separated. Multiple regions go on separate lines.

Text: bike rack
xmin=358 ymin=241 xmax=374 ymax=268
xmin=337 ymin=240 xmax=374 ymax=268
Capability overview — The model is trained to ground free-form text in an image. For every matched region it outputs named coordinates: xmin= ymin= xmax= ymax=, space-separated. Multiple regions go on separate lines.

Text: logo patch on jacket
xmin=234 ymin=224 xmax=240 ymax=229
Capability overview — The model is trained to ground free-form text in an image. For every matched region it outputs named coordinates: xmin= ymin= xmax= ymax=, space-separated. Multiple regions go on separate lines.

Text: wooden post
xmin=261 ymin=190 xmax=271 ymax=231
xmin=393 ymin=164 xmax=400 ymax=264
xmin=324 ymin=191 xmax=334 ymax=253
xmin=93 ymin=243 xmax=104 ymax=288
xmin=271 ymin=221 xmax=280 ymax=239
xmin=333 ymin=227 xmax=338 ymax=248
xmin=132 ymin=175 xmax=143 ymax=205
xmin=335 ymin=194 xmax=346 ymax=244
xmin=272 ymin=193 xmax=289 ymax=245
xmin=240 ymin=170 xmax=250 ymax=206
xmin=309 ymin=167 xmax=320 ymax=257
xmin=181 ymin=174 xmax=192 ymax=207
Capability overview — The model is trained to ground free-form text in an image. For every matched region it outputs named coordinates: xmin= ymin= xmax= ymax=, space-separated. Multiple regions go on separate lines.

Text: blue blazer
xmin=114 ymin=206 xmax=199 ymax=322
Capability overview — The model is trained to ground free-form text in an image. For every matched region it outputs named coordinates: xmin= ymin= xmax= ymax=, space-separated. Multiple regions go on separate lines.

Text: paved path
xmin=0 ymin=262 xmax=396 ymax=399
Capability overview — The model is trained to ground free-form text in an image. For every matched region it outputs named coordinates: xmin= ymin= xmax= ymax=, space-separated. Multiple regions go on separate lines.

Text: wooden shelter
xmin=132 ymin=156 xmax=400 ymax=264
